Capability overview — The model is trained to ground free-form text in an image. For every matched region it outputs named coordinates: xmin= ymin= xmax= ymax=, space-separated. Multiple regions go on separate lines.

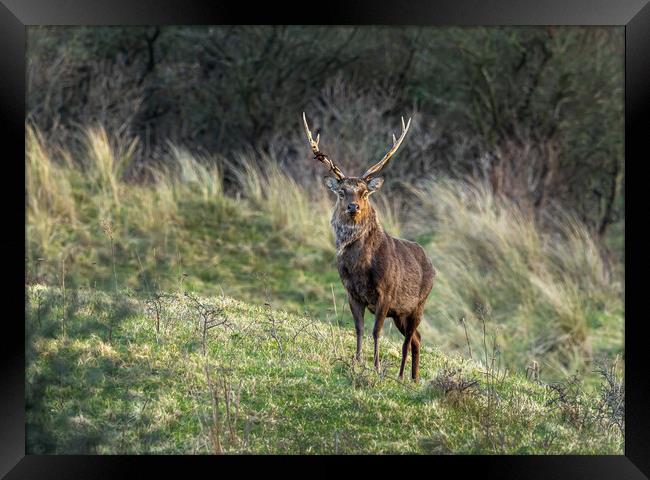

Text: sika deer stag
xmin=302 ymin=113 xmax=435 ymax=381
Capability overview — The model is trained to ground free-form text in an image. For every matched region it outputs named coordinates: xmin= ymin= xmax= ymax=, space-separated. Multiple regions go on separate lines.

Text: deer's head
xmin=302 ymin=113 xmax=411 ymax=223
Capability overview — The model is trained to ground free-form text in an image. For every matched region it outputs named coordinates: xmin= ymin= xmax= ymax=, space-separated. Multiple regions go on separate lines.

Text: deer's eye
xmin=338 ymin=191 xmax=345 ymax=199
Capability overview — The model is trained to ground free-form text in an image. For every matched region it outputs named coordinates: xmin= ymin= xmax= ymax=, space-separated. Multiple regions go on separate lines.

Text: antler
xmin=302 ymin=112 xmax=346 ymax=180
xmin=361 ymin=116 xmax=412 ymax=180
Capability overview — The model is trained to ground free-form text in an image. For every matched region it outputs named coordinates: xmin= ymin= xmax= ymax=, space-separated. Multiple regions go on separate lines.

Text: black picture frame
xmin=3 ymin=1 xmax=649 ymax=478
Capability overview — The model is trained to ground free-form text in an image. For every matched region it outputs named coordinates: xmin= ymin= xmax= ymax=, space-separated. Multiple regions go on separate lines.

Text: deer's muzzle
xmin=347 ymin=203 xmax=359 ymax=214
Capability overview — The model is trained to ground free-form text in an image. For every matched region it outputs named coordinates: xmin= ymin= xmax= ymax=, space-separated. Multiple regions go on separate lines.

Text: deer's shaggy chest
xmin=337 ymin=253 xmax=380 ymax=311
xmin=333 ymin=218 xmax=385 ymax=311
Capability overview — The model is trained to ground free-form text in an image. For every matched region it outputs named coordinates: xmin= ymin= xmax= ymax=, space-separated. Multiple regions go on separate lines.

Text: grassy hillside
xmin=26 ymin=285 xmax=623 ymax=454
xmin=26 ymin=125 xmax=624 ymax=386
xmin=25 ymin=124 xmax=625 ymax=453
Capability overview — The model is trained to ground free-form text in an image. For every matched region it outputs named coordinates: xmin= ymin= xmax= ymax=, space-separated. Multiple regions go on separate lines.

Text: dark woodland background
xmin=27 ymin=26 xmax=624 ymax=248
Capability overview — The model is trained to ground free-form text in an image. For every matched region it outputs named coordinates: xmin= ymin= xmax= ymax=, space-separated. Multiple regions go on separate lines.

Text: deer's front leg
xmin=348 ymin=296 xmax=365 ymax=362
xmin=372 ymin=303 xmax=389 ymax=372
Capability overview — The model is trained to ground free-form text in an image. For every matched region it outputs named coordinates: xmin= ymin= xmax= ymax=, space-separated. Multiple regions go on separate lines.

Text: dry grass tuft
xmin=83 ymin=126 xmax=138 ymax=207
xmin=26 ymin=125 xmax=78 ymax=257
xmin=430 ymin=367 xmax=479 ymax=397
xmin=410 ymin=178 xmax=621 ymax=377
xmin=230 ymin=152 xmax=334 ymax=252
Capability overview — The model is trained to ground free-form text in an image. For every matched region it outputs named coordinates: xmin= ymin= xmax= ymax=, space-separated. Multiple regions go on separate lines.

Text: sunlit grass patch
xmin=26 ymin=285 xmax=623 ymax=454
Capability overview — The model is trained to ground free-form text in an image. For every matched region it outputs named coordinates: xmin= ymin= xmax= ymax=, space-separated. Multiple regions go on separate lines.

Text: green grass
xmin=26 ymin=125 xmax=624 ymax=381
xmin=25 ymin=125 xmax=625 ymax=452
xmin=26 ymin=285 xmax=623 ymax=454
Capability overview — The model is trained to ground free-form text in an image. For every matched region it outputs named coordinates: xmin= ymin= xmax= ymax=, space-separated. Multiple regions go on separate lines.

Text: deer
xmin=302 ymin=113 xmax=435 ymax=381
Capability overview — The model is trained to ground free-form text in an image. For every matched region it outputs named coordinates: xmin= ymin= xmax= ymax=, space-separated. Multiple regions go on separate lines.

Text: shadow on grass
xmin=26 ymin=290 xmax=181 ymax=454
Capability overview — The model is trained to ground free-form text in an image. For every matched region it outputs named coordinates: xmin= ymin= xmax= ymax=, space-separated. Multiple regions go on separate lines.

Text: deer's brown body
xmin=302 ymin=113 xmax=435 ymax=380
xmin=331 ymin=178 xmax=435 ymax=380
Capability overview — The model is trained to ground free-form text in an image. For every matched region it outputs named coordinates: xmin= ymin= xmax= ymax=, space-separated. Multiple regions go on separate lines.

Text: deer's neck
xmin=331 ymin=207 xmax=383 ymax=256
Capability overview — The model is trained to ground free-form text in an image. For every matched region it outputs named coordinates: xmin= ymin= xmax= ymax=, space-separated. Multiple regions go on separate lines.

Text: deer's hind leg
xmin=398 ymin=311 xmax=423 ymax=381
xmin=410 ymin=307 xmax=424 ymax=381
xmin=392 ymin=316 xmax=407 ymax=336
xmin=398 ymin=332 xmax=414 ymax=380
xmin=398 ymin=318 xmax=417 ymax=380
xmin=411 ymin=329 xmax=422 ymax=381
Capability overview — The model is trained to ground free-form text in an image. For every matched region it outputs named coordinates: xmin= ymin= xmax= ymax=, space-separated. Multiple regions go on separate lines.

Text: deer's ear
xmin=367 ymin=177 xmax=384 ymax=194
xmin=324 ymin=176 xmax=340 ymax=192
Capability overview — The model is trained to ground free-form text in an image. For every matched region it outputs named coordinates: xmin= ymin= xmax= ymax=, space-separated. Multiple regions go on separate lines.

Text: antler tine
xmin=361 ymin=116 xmax=412 ymax=180
xmin=302 ymin=112 xmax=318 ymax=150
xmin=302 ymin=112 xmax=345 ymax=180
